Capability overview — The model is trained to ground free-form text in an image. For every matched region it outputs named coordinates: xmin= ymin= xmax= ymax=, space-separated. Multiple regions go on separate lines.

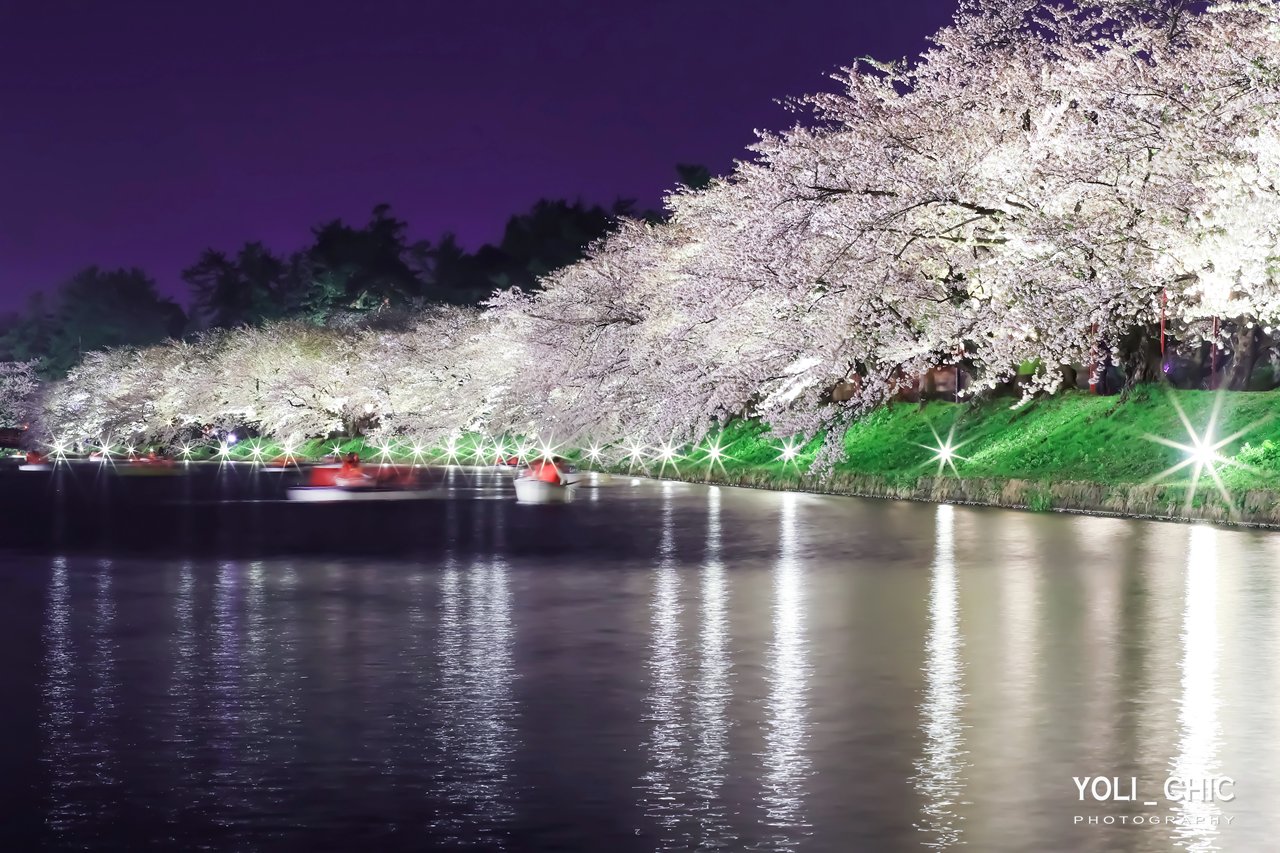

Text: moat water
xmin=0 ymin=475 xmax=1275 ymax=851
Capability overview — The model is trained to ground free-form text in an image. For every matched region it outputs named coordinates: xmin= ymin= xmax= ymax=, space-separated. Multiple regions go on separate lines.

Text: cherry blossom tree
xmin=25 ymin=0 xmax=1280 ymax=467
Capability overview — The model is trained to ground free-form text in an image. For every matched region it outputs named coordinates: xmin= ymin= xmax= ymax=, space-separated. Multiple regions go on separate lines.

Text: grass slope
xmin=679 ymin=386 xmax=1280 ymax=493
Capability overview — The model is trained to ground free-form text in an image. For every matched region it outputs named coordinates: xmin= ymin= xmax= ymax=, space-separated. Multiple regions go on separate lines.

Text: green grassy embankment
xmin=693 ymin=385 xmax=1280 ymax=489
xmin=650 ymin=386 xmax=1280 ymax=523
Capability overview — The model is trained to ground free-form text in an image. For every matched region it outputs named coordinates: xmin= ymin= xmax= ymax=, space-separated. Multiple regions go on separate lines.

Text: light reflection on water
xmin=640 ymin=481 xmax=691 ymax=846
xmin=23 ymin=481 xmax=1280 ymax=851
xmin=1171 ymin=527 xmax=1223 ymax=851
xmin=434 ymin=555 xmax=517 ymax=843
xmin=913 ymin=504 xmax=966 ymax=849
xmin=758 ymin=492 xmax=811 ymax=850
xmin=692 ymin=487 xmax=732 ymax=844
xmin=42 ymin=557 xmax=73 ymax=834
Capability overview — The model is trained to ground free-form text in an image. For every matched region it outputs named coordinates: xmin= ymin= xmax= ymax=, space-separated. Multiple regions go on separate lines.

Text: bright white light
xmin=538 ymin=436 xmax=562 ymax=461
xmin=1145 ymin=392 xmax=1269 ymax=513
xmin=656 ymin=440 xmax=681 ymax=476
xmin=227 ymin=434 xmax=238 ymax=445
xmin=699 ymin=435 xmax=732 ymax=477
xmin=626 ymin=441 xmax=648 ymax=473
xmin=777 ymin=436 xmax=803 ymax=465
xmin=442 ymin=435 xmax=461 ymax=465
xmin=917 ymin=423 xmax=969 ymax=477
xmin=1191 ymin=439 xmax=1215 ymax=468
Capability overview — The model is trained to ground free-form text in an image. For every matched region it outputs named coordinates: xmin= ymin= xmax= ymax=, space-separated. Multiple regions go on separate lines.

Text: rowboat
xmin=513 ymin=476 xmax=574 ymax=504
xmin=286 ymin=459 xmax=442 ymax=502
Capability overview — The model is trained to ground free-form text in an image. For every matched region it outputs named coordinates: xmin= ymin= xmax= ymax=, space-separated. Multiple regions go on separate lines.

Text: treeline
xmin=0 ymin=189 xmax=683 ymax=378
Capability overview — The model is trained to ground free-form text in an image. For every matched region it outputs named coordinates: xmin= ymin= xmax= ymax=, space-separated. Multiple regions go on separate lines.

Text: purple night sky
xmin=0 ymin=0 xmax=956 ymax=309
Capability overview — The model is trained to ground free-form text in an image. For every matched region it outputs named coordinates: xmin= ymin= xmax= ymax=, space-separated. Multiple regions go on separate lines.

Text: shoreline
xmin=637 ymin=467 xmax=1280 ymax=529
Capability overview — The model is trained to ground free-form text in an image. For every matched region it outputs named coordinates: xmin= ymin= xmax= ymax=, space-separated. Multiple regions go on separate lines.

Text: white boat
xmin=513 ymin=477 xmax=574 ymax=504
xmin=18 ymin=463 xmax=51 ymax=471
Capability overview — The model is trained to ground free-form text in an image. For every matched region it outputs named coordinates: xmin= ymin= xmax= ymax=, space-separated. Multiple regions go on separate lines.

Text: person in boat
xmin=336 ymin=451 xmax=377 ymax=486
xmin=340 ymin=452 xmax=361 ymax=478
xmin=528 ymin=457 xmax=566 ymax=485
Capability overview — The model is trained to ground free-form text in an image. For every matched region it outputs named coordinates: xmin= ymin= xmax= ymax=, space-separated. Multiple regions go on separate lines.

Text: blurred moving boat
xmin=513 ymin=476 xmax=574 ymax=504
xmin=117 ymin=452 xmax=181 ymax=476
xmin=494 ymin=455 xmax=526 ymax=473
xmin=19 ymin=451 xmax=50 ymax=471
xmin=287 ymin=454 xmax=440 ymax=502
xmin=514 ymin=457 xmax=576 ymax=503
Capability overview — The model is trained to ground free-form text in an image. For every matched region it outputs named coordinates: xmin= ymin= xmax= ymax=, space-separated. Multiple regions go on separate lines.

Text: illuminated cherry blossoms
xmin=18 ymin=0 xmax=1280 ymax=464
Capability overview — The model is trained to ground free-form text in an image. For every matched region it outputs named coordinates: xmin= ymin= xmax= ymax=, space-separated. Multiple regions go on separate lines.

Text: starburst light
xmin=917 ymin=423 xmax=970 ymax=477
xmin=656 ymin=440 xmax=682 ymax=477
xmin=1144 ymin=392 xmax=1269 ymax=513
xmin=441 ymin=435 xmax=462 ymax=465
xmin=626 ymin=441 xmax=648 ymax=474
xmin=777 ymin=436 xmax=806 ymax=469
xmin=701 ymin=435 xmax=733 ymax=477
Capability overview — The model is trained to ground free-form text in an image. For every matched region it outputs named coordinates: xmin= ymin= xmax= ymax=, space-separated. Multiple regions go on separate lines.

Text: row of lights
xmin=46 ymin=431 xmax=814 ymax=471
xmin=45 ymin=393 xmax=1255 ymax=512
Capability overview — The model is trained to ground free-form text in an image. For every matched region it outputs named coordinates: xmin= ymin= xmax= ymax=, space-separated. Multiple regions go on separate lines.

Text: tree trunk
xmin=1122 ymin=323 xmax=1166 ymax=394
xmin=1177 ymin=341 xmax=1210 ymax=390
xmin=1059 ymin=363 xmax=1077 ymax=391
xmin=1222 ymin=318 xmax=1257 ymax=391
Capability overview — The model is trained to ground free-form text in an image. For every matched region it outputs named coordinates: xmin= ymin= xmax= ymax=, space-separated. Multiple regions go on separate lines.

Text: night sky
xmin=1 ymin=0 xmax=957 ymax=309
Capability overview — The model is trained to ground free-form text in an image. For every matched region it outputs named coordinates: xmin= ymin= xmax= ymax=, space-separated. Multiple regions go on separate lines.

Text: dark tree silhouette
xmin=0 ymin=267 xmax=186 ymax=378
xmin=418 ymin=199 xmax=638 ymax=302
xmin=183 ymin=242 xmax=286 ymax=329
xmin=302 ymin=204 xmax=425 ymax=314
xmin=676 ymin=163 xmax=712 ymax=191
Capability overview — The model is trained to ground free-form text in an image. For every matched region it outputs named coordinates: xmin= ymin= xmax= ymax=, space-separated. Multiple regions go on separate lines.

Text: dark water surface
xmin=1 ymin=474 xmax=1276 ymax=851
